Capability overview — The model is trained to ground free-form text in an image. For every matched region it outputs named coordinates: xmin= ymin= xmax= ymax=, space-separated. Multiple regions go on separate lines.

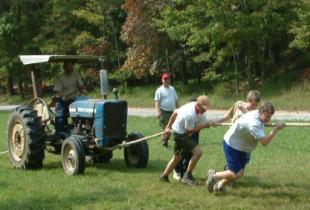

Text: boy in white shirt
xmin=206 ymin=102 xmax=285 ymax=193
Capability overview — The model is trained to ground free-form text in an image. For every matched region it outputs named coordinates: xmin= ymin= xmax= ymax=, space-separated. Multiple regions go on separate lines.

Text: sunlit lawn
xmin=0 ymin=112 xmax=309 ymax=209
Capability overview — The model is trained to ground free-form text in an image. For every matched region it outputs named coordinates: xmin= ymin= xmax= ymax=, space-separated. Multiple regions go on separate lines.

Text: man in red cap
xmin=154 ymin=73 xmax=179 ymax=147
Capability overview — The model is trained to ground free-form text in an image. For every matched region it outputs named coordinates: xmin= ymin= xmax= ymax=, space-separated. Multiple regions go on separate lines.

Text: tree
xmin=35 ymin=0 xmax=85 ymax=54
xmin=72 ymin=0 xmax=126 ymax=70
xmin=121 ymin=0 xmax=172 ymax=80
xmin=0 ymin=0 xmax=45 ymax=96
xmin=289 ymin=0 xmax=310 ymax=51
xmin=155 ymin=0 xmax=300 ymax=92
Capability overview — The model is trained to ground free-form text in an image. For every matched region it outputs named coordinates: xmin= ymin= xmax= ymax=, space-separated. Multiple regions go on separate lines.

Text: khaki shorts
xmin=173 ymin=133 xmax=197 ymax=156
xmin=159 ymin=109 xmax=173 ymax=129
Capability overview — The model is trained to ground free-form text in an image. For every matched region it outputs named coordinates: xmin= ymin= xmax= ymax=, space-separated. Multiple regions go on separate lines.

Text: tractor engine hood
xmin=69 ymin=99 xmax=99 ymax=118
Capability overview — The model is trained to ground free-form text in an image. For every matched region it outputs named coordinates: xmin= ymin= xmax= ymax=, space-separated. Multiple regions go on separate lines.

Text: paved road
xmin=128 ymin=108 xmax=310 ymax=121
xmin=1 ymin=105 xmax=309 ymax=121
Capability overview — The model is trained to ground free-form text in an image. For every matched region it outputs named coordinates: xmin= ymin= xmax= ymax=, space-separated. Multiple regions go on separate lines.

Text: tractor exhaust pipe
xmin=100 ymin=69 xmax=109 ymax=99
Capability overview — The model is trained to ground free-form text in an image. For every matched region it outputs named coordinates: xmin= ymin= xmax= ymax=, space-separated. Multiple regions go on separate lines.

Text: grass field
xmin=0 ymin=112 xmax=309 ymax=210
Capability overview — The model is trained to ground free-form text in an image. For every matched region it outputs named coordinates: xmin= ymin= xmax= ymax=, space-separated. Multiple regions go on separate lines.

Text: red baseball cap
xmin=162 ymin=73 xmax=170 ymax=80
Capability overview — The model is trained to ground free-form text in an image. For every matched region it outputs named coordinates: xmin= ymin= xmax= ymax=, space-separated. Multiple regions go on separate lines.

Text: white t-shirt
xmin=54 ymin=71 xmax=83 ymax=100
xmin=154 ymin=85 xmax=178 ymax=111
xmin=224 ymin=110 xmax=265 ymax=153
xmin=172 ymin=102 xmax=207 ymax=134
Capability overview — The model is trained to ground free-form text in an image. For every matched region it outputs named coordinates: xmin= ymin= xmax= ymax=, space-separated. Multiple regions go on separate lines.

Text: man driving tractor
xmin=53 ymin=60 xmax=86 ymax=136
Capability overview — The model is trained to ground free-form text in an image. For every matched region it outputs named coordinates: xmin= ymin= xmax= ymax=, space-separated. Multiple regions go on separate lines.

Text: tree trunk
xmin=165 ymin=47 xmax=170 ymax=73
xmin=261 ymin=42 xmax=266 ymax=81
xmin=193 ymin=62 xmax=201 ymax=83
xmin=17 ymin=80 xmax=24 ymax=99
xmin=232 ymin=47 xmax=239 ymax=96
xmin=180 ymin=50 xmax=188 ymax=86
xmin=7 ymin=76 xmax=15 ymax=96
xmin=245 ymin=55 xmax=253 ymax=90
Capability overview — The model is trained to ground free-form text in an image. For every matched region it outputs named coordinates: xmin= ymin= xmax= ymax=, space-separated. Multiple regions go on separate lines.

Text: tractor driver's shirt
xmin=224 ymin=110 xmax=265 ymax=153
xmin=154 ymin=85 xmax=178 ymax=112
xmin=226 ymin=100 xmax=247 ymax=123
xmin=172 ymin=102 xmax=207 ymax=135
xmin=53 ymin=71 xmax=83 ymax=100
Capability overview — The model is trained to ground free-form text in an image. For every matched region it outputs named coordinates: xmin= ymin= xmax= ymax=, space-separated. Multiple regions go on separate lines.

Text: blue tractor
xmin=7 ymin=55 xmax=149 ymax=175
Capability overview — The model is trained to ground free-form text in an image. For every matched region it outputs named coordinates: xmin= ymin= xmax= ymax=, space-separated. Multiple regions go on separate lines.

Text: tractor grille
xmin=103 ymin=101 xmax=127 ymax=138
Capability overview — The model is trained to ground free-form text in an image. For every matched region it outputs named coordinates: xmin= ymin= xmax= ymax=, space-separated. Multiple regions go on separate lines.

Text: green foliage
xmin=0 ymin=0 xmax=47 ymax=95
xmin=156 ymin=0 xmax=301 ymax=90
xmin=72 ymin=0 xmax=126 ymax=69
xmin=35 ymin=0 xmax=85 ymax=54
xmin=72 ymin=9 xmax=103 ymax=26
xmin=213 ymin=82 xmax=234 ymax=97
xmin=289 ymin=0 xmax=310 ymax=51
xmin=0 ymin=0 xmax=309 ymax=100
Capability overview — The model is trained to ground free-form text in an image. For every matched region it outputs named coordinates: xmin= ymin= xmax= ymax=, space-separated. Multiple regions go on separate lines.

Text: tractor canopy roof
xmin=19 ymin=55 xmax=102 ymax=65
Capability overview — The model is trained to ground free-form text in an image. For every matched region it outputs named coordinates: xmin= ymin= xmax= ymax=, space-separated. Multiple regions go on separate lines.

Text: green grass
xmin=0 ymin=112 xmax=309 ymax=209
xmin=1 ymin=80 xmax=309 ymax=111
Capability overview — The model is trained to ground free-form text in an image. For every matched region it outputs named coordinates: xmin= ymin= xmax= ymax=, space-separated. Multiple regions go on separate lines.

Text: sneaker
xmin=181 ymin=172 xmax=197 ymax=185
xmin=213 ymin=182 xmax=227 ymax=193
xmin=206 ymin=169 xmax=217 ymax=193
xmin=159 ymin=175 xmax=170 ymax=183
xmin=173 ymin=170 xmax=182 ymax=181
xmin=162 ymin=139 xmax=168 ymax=147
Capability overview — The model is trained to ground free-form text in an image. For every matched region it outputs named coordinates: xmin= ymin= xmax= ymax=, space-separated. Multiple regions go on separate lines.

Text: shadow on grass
xmin=41 ymin=158 xmax=167 ymax=175
xmin=42 ymin=161 xmax=61 ymax=170
xmin=0 ymin=181 xmax=8 ymax=187
xmin=87 ymin=158 xmax=167 ymax=173
xmin=0 ymin=187 xmax=129 ymax=210
xmin=233 ymin=175 xmax=310 ymax=200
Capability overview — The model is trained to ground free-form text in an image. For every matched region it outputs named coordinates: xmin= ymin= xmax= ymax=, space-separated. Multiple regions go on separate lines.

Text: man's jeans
xmin=55 ymin=98 xmax=73 ymax=134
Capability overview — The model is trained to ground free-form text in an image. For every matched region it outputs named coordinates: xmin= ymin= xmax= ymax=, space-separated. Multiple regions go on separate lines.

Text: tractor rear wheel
xmin=124 ymin=132 xmax=149 ymax=168
xmin=61 ymin=136 xmax=85 ymax=175
xmin=7 ymin=106 xmax=45 ymax=169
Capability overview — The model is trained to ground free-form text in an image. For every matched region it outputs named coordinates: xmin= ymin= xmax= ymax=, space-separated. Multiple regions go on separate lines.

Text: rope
xmin=122 ymin=132 xmax=164 ymax=147
xmin=103 ymin=131 xmax=165 ymax=151
xmin=0 ymin=151 xmax=8 ymax=155
xmin=217 ymin=122 xmax=310 ymax=127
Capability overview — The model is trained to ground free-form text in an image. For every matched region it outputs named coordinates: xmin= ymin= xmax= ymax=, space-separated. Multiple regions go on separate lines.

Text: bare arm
xmin=155 ymin=101 xmax=161 ymax=119
xmin=260 ymin=123 xmax=285 ymax=145
xmin=212 ymin=112 xmax=231 ymax=124
xmin=212 ymin=104 xmax=235 ymax=125
xmin=185 ymin=122 xmax=211 ymax=135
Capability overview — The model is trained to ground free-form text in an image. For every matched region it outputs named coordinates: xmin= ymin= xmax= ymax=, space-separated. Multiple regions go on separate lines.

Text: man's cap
xmin=162 ymin=73 xmax=170 ymax=80
xmin=197 ymin=95 xmax=209 ymax=110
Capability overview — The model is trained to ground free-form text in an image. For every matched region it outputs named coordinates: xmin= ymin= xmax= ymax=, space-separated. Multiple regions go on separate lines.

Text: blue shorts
xmin=223 ymin=141 xmax=250 ymax=173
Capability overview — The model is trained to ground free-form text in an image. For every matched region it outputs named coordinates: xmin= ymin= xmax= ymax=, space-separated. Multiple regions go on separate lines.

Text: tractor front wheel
xmin=61 ymin=136 xmax=85 ymax=175
xmin=124 ymin=132 xmax=149 ymax=168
